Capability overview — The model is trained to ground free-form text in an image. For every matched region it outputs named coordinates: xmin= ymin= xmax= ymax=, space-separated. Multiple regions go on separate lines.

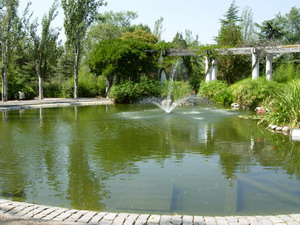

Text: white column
xmin=205 ymin=57 xmax=212 ymax=82
xmin=211 ymin=59 xmax=218 ymax=81
xmin=251 ymin=48 xmax=260 ymax=79
xmin=266 ymin=54 xmax=273 ymax=80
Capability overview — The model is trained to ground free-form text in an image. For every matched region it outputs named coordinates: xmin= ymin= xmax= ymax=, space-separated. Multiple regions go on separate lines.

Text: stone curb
xmin=0 ymin=99 xmax=113 ymax=112
xmin=1 ymin=199 xmax=300 ymax=225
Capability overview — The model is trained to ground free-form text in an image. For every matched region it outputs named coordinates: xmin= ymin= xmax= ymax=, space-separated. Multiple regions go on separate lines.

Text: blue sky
xmin=19 ymin=0 xmax=300 ymax=44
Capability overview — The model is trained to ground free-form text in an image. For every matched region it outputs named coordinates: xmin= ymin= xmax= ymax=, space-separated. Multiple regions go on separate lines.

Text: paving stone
xmin=277 ymin=215 xmax=295 ymax=222
xmin=159 ymin=215 xmax=172 ymax=225
xmin=135 ymin=214 xmax=150 ymax=225
xmin=0 ymin=204 xmax=17 ymax=213
xmin=171 ymin=215 xmax=183 ymax=225
xmin=287 ymin=221 xmax=300 ymax=225
xmin=67 ymin=211 xmax=88 ymax=223
xmin=102 ymin=213 xmax=118 ymax=221
xmin=147 ymin=214 xmax=161 ymax=224
xmin=194 ymin=216 xmax=206 ymax=225
xmin=249 ymin=221 xmax=263 ymax=225
xmin=88 ymin=212 xmax=107 ymax=224
xmin=182 ymin=215 xmax=193 ymax=225
xmin=266 ymin=216 xmax=284 ymax=223
xmin=228 ymin=222 xmax=240 ymax=225
xmin=53 ymin=210 xmax=76 ymax=221
xmin=247 ymin=217 xmax=258 ymax=222
xmin=28 ymin=207 xmax=57 ymax=219
xmin=238 ymin=218 xmax=250 ymax=225
xmin=0 ymin=199 xmax=10 ymax=205
xmin=290 ymin=215 xmax=300 ymax=222
xmin=205 ymin=216 xmax=217 ymax=225
xmin=216 ymin=219 xmax=229 ymax=225
xmin=259 ymin=219 xmax=273 ymax=225
xmin=77 ymin=211 xmax=98 ymax=223
xmin=123 ymin=214 xmax=140 ymax=225
xmin=225 ymin=217 xmax=238 ymax=223
xmin=42 ymin=208 xmax=68 ymax=220
xmin=8 ymin=204 xmax=32 ymax=215
xmin=112 ymin=213 xmax=129 ymax=225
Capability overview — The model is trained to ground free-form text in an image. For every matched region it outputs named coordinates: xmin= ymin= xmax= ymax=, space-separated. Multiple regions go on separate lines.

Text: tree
xmin=256 ymin=19 xmax=285 ymax=42
xmin=121 ymin=29 xmax=158 ymax=44
xmin=153 ymin=17 xmax=164 ymax=41
xmin=61 ymin=0 xmax=106 ymax=99
xmin=240 ymin=7 xmax=256 ymax=44
xmin=30 ymin=0 xmax=59 ymax=100
xmin=87 ymin=11 xmax=138 ymax=44
xmin=89 ymin=38 xmax=156 ymax=95
xmin=215 ymin=1 xmax=250 ymax=84
xmin=0 ymin=0 xmax=19 ymax=101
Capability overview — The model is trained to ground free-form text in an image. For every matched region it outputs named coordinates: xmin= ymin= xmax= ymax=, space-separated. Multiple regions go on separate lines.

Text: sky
xmin=19 ymin=0 xmax=300 ymax=44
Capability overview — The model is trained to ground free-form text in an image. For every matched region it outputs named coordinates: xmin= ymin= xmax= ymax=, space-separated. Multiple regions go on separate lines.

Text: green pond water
xmin=0 ymin=104 xmax=300 ymax=216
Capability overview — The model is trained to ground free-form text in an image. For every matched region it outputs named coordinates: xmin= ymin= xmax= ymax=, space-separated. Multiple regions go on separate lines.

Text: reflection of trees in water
xmin=198 ymin=117 xmax=300 ymax=180
xmin=1 ymin=105 xmax=300 ymax=211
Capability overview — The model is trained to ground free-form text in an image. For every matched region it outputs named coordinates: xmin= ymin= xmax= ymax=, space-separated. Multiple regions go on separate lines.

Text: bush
xmin=198 ymin=80 xmax=232 ymax=106
xmin=109 ymin=77 xmax=162 ymax=103
xmin=263 ymin=79 xmax=300 ymax=127
xmin=273 ymin=63 xmax=300 ymax=83
xmin=62 ymin=72 xmax=106 ymax=98
xmin=161 ymin=81 xmax=192 ymax=101
xmin=44 ymin=81 xmax=63 ymax=98
xmin=229 ymin=78 xmax=282 ymax=109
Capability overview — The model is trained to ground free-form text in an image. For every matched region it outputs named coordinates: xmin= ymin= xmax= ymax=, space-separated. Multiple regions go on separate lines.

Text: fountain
xmin=153 ymin=60 xmax=190 ymax=113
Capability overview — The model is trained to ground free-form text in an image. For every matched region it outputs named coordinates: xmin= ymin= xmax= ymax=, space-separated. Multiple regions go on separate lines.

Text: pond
xmin=0 ymin=104 xmax=300 ymax=216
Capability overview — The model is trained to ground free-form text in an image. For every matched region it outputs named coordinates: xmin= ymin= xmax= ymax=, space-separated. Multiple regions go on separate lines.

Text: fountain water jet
xmin=153 ymin=60 xmax=189 ymax=113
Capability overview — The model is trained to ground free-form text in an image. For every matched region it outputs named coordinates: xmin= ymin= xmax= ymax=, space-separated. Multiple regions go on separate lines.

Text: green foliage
xmin=198 ymin=80 xmax=232 ymax=106
xmin=273 ymin=63 xmax=300 ymax=83
xmin=44 ymin=81 xmax=63 ymax=98
xmin=89 ymin=38 xmax=156 ymax=83
xmin=62 ymin=71 xmax=106 ymax=98
xmin=7 ymin=77 xmax=36 ymax=100
xmin=161 ymin=81 xmax=192 ymax=101
xmin=121 ymin=29 xmax=158 ymax=44
xmin=230 ymin=78 xmax=282 ymax=109
xmin=263 ymin=80 xmax=300 ymax=127
xmin=109 ymin=77 xmax=162 ymax=103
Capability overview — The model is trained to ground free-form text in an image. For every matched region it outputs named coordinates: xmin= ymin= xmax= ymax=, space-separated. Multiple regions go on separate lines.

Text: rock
xmin=231 ymin=103 xmax=240 ymax=109
xmin=270 ymin=125 xmax=277 ymax=130
xmin=282 ymin=126 xmax=290 ymax=133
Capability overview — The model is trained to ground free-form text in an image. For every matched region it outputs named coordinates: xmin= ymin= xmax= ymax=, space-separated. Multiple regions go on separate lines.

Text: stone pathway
xmin=1 ymin=199 xmax=300 ymax=225
xmin=0 ymin=98 xmax=113 ymax=111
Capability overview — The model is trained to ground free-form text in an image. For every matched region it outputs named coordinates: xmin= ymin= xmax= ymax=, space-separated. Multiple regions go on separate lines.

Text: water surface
xmin=0 ymin=105 xmax=300 ymax=216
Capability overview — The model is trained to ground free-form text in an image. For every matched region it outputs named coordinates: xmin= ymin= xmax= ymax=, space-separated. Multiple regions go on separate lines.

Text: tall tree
xmin=216 ymin=0 xmax=250 ymax=83
xmin=0 ymin=0 xmax=19 ymax=101
xmin=61 ymin=0 xmax=106 ymax=99
xmin=240 ymin=6 xmax=256 ymax=44
xmin=30 ymin=0 xmax=59 ymax=100
xmin=153 ymin=17 xmax=164 ymax=41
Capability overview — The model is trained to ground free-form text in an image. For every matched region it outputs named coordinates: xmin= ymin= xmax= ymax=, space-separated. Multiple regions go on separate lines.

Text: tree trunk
xmin=1 ymin=49 xmax=8 ymax=102
xmin=74 ymin=45 xmax=80 ymax=99
xmin=1 ymin=69 xmax=8 ymax=102
xmin=39 ymin=76 xmax=43 ymax=100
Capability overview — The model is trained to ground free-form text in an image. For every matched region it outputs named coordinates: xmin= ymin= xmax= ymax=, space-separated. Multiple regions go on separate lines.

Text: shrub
xmin=44 ymin=81 xmax=63 ymax=98
xmin=161 ymin=81 xmax=192 ymax=101
xmin=273 ymin=63 xmax=300 ymax=83
xmin=109 ymin=77 xmax=162 ymax=103
xmin=263 ymin=79 xmax=300 ymax=127
xmin=229 ymin=77 xmax=282 ymax=109
xmin=198 ymin=80 xmax=232 ymax=106
xmin=62 ymin=72 xmax=106 ymax=98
